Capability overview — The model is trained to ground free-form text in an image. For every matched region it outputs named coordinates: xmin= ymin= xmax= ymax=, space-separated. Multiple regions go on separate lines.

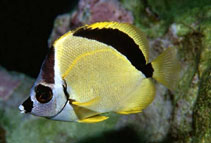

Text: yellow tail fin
xmin=151 ymin=47 xmax=181 ymax=90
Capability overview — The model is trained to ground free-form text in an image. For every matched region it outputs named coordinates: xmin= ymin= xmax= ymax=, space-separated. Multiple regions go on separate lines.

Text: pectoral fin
xmin=72 ymin=96 xmax=100 ymax=107
xmin=71 ymin=100 xmax=108 ymax=123
xmin=77 ymin=115 xmax=109 ymax=123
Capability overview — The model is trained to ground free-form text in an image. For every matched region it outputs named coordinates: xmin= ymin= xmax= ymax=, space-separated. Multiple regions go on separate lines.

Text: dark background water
xmin=0 ymin=0 xmax=78 ymax=78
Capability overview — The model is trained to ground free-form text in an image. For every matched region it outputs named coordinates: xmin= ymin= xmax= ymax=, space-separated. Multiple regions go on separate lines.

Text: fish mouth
xmin=19 ymin=104 xmax=25 ymax=113
xmin=19 ymin=97 xmax=33 ymax=113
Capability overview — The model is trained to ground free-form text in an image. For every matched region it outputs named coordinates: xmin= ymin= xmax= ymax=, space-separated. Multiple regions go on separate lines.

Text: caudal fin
xmin=151 ymin=47 xmax=181 ymax=90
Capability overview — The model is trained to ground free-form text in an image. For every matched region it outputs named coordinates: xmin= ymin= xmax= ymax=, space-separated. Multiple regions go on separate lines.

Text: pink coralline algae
xmin=49 ymin=0 xmax=134 ymax=46
xmin=71 ymin=0 xmax=134 ymax=26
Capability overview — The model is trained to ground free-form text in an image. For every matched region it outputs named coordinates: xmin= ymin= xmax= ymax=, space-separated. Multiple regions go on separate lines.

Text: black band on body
xmin=73 ymin=28 xmax=153 ymax=77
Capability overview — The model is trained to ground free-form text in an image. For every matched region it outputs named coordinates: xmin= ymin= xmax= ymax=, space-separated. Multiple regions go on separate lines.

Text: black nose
xmin=22 ymin=97 xmax=33 ymax=113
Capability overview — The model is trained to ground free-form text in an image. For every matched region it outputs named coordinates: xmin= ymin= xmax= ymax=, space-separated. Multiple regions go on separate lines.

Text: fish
xmin=19 ymin=22 xmax=181 ymax=123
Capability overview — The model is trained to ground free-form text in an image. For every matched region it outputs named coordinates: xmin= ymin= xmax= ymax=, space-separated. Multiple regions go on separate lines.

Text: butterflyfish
xmin=19 ymin=22 xmax=181 ymax=123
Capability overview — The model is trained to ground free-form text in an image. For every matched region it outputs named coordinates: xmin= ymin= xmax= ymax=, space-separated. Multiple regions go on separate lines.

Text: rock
xmin=0 ymin=126 xmax=6 ymax=143
xmin=0 ymin=68 xmax=21 ymax=101
xmin=48 ymin=14 xmax=72 ymax=47
xmin=192 ymin=67 xmax=211 ymax=143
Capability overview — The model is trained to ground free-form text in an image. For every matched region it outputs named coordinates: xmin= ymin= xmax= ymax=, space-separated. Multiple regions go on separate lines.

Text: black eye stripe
xmin=22 ymin=97 xmax=33 ymax=113
xmin=35 ymin=84 xmax=53 ymax=104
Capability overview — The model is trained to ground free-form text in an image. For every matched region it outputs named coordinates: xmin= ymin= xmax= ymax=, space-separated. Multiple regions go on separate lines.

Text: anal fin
xmin=78 ymin=115 xmax=109 ymax=123
xmin=117 ymin=107 xmax=143 ymax=114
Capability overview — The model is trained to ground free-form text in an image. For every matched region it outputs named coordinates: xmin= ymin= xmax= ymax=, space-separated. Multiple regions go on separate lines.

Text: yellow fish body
xmin=19 ymin=22 xmax=181 ymax=123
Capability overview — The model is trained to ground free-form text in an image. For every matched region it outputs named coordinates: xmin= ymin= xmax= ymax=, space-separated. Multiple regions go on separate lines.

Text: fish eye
xmin=35 ymin=84 xmax=53 ymax=103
